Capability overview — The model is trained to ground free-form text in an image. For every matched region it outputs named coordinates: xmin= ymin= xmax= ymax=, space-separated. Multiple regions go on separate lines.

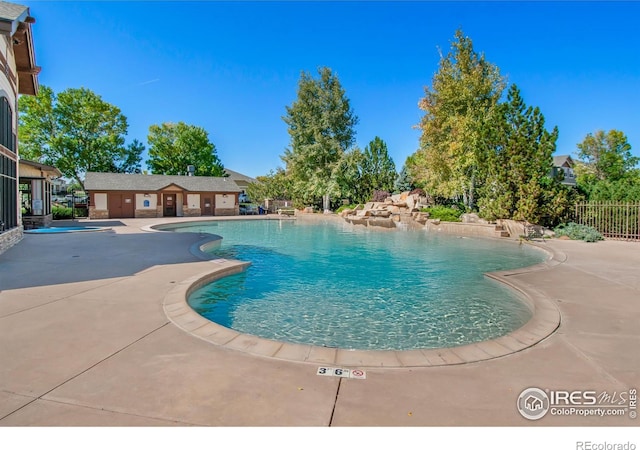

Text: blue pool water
xmin=164 ymin=219 xmax=546 ymax=350
xmin=24 ymin=226 xmax=107 ymax=234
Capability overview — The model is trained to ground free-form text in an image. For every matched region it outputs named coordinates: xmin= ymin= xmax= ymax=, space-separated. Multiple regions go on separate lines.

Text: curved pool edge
xmin=141 ymin=222 xmax=225 ymax=260
xmin=24 ymin=226 xmax=112 ymax=234
xmin=161 ymin=238 xmax=564 ymax=369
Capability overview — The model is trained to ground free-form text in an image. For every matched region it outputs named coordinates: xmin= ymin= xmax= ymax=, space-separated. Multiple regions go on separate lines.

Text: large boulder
xmin=405 ymin=195 xmax=416 ymax=210
xmin=461 ymin=213 xmax=480 ymax=223
xmin=368 ymin=218 xmax=396 ymax=228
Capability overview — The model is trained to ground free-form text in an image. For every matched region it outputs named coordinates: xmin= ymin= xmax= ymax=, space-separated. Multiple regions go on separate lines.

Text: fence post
xmin=572 ymin=201 xmax=640 ymax=241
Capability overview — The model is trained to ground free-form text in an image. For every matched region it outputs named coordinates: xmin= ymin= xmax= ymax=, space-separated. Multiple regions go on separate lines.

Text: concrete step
xmin=494 ymin=224 xmax=510 ymax=237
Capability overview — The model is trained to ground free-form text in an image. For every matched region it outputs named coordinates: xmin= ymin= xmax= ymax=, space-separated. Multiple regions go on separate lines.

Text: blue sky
xmin=22 ymin=0 xmax=640 ymax=178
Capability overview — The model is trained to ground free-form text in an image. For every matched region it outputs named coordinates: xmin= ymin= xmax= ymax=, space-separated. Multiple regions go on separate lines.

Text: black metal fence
xmin=574 ymin=202 xmax=640 ymax=240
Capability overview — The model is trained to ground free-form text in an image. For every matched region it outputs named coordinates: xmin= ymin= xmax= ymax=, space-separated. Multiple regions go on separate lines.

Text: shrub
xmin=52 ymin=206 xmax=88 ymax=219
xmin=554 ymin=223 xmax=604 ymax=242
xmin=336 ymin=204 xmax=361 ymax=213
xmin=74 ymin=207 xmax=88 ymax=218
xmin=420 ymin=205 xmax=463 ymax=222
xmin=52 ymin=205 xmax=72 ymax=219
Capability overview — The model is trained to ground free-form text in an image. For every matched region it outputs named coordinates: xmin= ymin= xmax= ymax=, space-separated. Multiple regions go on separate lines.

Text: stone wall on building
xmin=183 ymin=207 xmax=202 ymax=217
xmin=135 ymin=209 xmax=159 ymax=219
xmin=215 ymin=207 xmax=238 ymax=216
xmin=22 ymin=214 xmax=53 ymax=229
xmin=89 ymin=207 xmax=109 ymax=220
xmin=0 ymin=227 xmax=23 ymax=255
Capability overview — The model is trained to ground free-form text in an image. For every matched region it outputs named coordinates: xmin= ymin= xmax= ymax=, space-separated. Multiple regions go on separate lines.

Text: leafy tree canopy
xmin=334 ymin=147 xmax=365 ymax=204
xmin=575 ymin=129 xmax=638 ymax=184
xmin=246 ymin=167 xmax=292 ymax=203
xmin=409 ymin=28 xmax=505 ymax=209
xmin=18 ymin=85 xmax=143 ymax=190
xmin=146 ymin=122 xmax=225 ymax=176
xmin=281 ymin=66 xmax=358 ymax=206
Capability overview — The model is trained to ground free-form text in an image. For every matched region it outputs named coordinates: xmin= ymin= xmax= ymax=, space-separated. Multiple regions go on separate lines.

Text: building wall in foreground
xmin=0 ymin=226 xmax=22 ymax=255
xmin=0 ymin=34 xmax=20 ymax=251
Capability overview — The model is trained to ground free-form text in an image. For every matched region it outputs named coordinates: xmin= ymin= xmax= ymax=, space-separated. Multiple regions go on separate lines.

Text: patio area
xmin=1 ymin=217 xmax=638 ymax=427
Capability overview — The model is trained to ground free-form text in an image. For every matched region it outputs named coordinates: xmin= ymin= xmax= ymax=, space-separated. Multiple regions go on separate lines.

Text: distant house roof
xmin=0 ymin=1 xmax=40 ymax=96
xmin=84 ymin=172 xmax=241 ymax=193
xmin=553 ymin=155 xmax=574 ymax=168
xmin=224 ymin=168 xmax=257 ymax=184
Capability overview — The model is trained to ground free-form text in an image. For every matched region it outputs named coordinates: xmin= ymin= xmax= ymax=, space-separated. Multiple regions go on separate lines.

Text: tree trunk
xmin=323 ymin=194 xmax=330 ymax=213
xmin=468 ymin=170 xmax=476 ymax=211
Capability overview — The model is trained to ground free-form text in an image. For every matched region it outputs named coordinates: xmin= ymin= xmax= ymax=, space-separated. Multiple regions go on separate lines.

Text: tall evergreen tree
xmin=360 ymin=136 xmax=396 ymax=200
xmin=394 ymin=164 xmax=414 ymax=193
xmin=409 ymin=29 xmax=505 ymax=209
xmin=477 ymin=84 xmax=560 ymax=223
xmin=281 ymin=67 xmax=358 ymax=209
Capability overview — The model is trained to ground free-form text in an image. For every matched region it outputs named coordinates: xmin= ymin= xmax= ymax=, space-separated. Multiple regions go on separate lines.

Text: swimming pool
xmin=24 ymin=226 xmax=110 ymax=234
xmin=162 ymin=219 xmax=547 ymax=351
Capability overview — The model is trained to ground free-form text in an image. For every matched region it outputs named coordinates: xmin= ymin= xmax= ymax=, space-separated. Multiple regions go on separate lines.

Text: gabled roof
xmin=0 ymin=1 xmax=40 ymax=96
xmin=19 ymin=158 xmax=62 ymax=177
xmin=84 ymin=172 xmax=241 ymax=193
xmin=553 ymin=155 xmax=574 ymax=168
xmin=0 ymin=1 xmax=28 ymax=26
xmin=224 ymin=168 xmax=257 ymax=184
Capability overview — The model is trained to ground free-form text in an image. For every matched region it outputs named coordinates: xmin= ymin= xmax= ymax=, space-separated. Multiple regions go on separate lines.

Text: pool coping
xmin=157 ymin=219 xmax=564 ymax=368
xmin=23 ymin=226 xmax=113 ymax=234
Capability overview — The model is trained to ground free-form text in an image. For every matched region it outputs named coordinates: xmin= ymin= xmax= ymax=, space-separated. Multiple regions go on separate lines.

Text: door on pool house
xmin=201 ymin=196 xmax=213 ymax=216
xmin=108 ymin=193 xmax=134 ymax=218
xmin=163 ymin=193 xmax=176 ymax=217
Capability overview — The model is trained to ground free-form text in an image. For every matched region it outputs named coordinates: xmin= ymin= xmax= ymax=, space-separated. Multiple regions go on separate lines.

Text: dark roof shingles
xmin=84 ymin=172 xmax=240 ymax=193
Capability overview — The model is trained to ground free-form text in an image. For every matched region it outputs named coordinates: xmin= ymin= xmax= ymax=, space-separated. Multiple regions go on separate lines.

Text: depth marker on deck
xmin=317 ymin=367 xmax=367 ymax=379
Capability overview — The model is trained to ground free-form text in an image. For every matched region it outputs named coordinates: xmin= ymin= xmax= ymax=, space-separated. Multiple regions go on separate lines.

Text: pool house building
xmin=84 ymin=172 xmax=242 ymax=219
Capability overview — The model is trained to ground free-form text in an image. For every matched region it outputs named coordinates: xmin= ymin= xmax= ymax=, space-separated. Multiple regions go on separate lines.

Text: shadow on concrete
xmin=52 ymin=219 xmax=127 ymax=228
xmin=0 ymin=230 xmax=215 ymax=289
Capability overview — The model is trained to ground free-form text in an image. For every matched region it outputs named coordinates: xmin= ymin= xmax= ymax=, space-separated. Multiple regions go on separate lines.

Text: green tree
xmin=575 ymin=130 xmax=638 ymax=183
xmin=335 ymin=147 xmax=365 ymax=204
xmin=360 ymin=136 xmax=396 ymax=200
xmin=477 ymin=84 xmax=561 ymax=224
xmin=18 ymin=85 xmax=142 ymax=190
xmin=394 ymin=164 xmax=414 ymax=193
xmin=246 ymin=167 xmax=293 ymax=203
xmin=409 ymin=29 xmax=505 ymax=209
xmin=281 ymin=67 xmax=358 ymax=209
xmin=585 ymin=177 xmax=640 ymax=201
xmin=146 ymin=122 xmax=225 ymax=176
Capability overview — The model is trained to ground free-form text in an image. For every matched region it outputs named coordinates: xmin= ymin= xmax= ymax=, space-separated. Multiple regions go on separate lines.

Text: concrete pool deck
xmin=0 ymin=216 xmax=638 ymax=426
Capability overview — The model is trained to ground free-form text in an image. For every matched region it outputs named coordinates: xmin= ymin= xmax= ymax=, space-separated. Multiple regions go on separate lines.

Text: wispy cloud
xmin=137 ymin=78 xmax=160 ymax=86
